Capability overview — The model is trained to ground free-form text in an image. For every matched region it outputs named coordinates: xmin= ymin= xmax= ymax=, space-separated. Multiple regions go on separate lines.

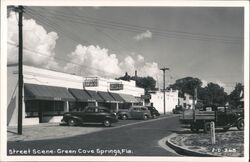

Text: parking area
xmin=7 ymin=114 xmax=172 ymax=142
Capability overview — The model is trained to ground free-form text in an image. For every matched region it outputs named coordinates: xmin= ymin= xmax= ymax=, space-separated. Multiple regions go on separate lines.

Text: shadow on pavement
xmin=7 ymin=130 xmax=19 ymax=135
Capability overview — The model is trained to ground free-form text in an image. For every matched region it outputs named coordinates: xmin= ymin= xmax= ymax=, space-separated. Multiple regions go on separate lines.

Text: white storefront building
xmin=149 ymin=89 xmax=179 ymax=113
xmin=7 ymin=65 xmax=144 ymax=126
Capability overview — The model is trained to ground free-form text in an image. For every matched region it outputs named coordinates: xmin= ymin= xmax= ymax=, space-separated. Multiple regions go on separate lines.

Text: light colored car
xmin=117 ymin=106 xmax=152 ymax=120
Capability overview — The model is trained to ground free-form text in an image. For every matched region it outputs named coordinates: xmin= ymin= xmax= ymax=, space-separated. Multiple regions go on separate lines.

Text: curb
xmin=166 ymin=133 xmax=220 ymax=157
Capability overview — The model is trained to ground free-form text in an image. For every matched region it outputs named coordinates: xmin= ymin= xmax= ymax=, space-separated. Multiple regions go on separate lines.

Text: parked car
xmin=172 ymin=105 xmax=184 ymax=114
xmin=117 ymin=106 xmax=151 ymax=120
xmin=179 ymin=106 xmax=244 ymax=133
xmin=61 ymin=106 xmax=118 ymax=127
xmin=145 ymin=106 xmax=160 ymax=118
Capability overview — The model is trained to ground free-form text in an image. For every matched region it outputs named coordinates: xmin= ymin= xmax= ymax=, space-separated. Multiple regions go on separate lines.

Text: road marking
xmin=109 ymin=115 xmax=178 ymax=130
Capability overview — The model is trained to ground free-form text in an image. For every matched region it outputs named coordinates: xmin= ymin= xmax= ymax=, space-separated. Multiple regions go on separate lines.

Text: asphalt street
xmin=7 ymin=115 xmax=181 ymax=156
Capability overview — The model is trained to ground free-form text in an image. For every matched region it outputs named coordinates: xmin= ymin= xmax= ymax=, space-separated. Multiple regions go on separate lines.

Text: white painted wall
xmin=179 ymin=93 xmax=196 ymax=109
xmin=150 ymin=90 xmax=179 ymax=114
xmin=7 ymin=65 xmax=144 ymax=126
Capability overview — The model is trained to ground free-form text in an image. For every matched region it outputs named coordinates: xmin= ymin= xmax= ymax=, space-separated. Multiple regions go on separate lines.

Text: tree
xmin=117 ymin=72 xmax=131 ymax=81
xmin=169 ymin=77 xmax=228 ymax=106
xmin=228 ymin=83 xmax=244 ymax=109
xmin=132 ymin=76 xmax=156 ymax=92
xmin=168 ymin=77 xmax=202 ymax=96
xmin=199 ymin=83 xmax=228 ymax=106
xmin=116 ymin=72 xmax=156 ymax=92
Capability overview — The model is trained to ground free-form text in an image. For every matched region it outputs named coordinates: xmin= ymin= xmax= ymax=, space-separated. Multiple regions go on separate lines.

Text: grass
xmin=170 ymin=130 xmax=244 ymax=157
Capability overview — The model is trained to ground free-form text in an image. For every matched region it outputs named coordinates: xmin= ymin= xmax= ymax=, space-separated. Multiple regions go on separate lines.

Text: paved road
xmin=7 ymin=116 xmax=181 ymax=156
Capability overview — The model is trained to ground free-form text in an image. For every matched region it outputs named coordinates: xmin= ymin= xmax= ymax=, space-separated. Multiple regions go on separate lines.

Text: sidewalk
xmin=8 ymin=123 xmax=105 ymax=142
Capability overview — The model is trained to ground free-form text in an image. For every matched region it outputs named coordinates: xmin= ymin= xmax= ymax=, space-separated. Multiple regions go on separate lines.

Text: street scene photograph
xmin=1 ymin=0 xmax=249 ymax=161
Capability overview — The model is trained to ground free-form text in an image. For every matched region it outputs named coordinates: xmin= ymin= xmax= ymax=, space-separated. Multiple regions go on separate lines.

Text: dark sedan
xmin=145 ymin=106 xmax=160 ymax=118
xmin=61 ymin=106 xmax=118 ymax=127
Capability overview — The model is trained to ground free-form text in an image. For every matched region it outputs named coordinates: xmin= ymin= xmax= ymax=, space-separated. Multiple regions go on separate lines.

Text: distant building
xmin=147 ymin=89 xmax=179 ymax=113
xmin=178 ymin=92 xmax=197 ymax=109
xmin=7 ymin=65 xmax=144 ymax=126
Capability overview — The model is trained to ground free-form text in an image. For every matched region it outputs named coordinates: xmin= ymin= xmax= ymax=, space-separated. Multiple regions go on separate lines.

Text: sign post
xmin=210 ymin=121 xmax=216 ymax=144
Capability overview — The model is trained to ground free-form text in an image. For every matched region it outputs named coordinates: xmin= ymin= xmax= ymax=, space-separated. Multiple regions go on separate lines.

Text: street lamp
xmin=160 ymin=67 xmax=169 ymax=115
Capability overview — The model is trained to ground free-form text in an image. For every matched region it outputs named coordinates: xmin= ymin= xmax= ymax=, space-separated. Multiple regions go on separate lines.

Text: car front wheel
xmin=103 ymin=120 xmax=111 ymax=127
xmin=68 ymin=119 xmax=77 ymax=126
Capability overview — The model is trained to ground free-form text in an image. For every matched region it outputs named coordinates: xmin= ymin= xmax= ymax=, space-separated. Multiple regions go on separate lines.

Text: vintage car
xmin=61 ymin=106 xmax=118 ymax=127
xmin=179 ymin=106 xmax=244 ymax=133
xmin=117 ymin=106 xmax=152 ymax=120
xmin=172 ymin=105 xmax=184 ymax=114
xmin=145 ymin=106 xmax=160 ymax=118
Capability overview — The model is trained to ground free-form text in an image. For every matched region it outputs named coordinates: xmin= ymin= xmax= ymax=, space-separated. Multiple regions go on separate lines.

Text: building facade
xmin=7 ymin=65 xmax=144 ymax=126
xmin=148 ymin=89 xmax=179 ymax=113
xmin=178 ymin=92 xmax=196 ymax=109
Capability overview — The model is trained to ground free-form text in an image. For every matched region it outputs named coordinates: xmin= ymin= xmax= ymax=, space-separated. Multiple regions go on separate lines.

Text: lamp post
xmin=160 ymin=67 xmax=169 ymax=115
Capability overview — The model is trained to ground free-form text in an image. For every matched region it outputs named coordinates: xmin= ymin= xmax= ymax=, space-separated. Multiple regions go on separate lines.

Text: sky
xmin=7 ymin=6 xmax=244 ymax=93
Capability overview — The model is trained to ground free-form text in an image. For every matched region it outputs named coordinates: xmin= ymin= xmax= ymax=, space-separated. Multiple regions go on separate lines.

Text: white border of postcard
xmin=1 ymin=0 xmax=249 ymax=162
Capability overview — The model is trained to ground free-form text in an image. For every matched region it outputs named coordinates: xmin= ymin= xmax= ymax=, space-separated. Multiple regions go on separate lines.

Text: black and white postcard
xmin=1 ymin=0 xmax=249 ymax=162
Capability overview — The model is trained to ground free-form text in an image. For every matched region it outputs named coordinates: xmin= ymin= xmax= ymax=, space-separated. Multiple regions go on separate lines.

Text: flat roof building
xmin=7 ymin=65 xmax=144 ymax=126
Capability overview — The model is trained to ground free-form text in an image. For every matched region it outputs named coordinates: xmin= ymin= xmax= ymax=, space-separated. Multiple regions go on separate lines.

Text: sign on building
xmin=83 ymin=77 xmax=99 ymax=87
xmin=110 ymin=82 xmax=123 ymax=90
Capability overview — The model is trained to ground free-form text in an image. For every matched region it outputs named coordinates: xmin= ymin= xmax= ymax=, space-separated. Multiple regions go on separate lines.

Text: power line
xmin=24 ymin=8 xmax=90 ymax=45
xmin=25 ymin=7 xmax=242 ymax=44
xmin=38 ymin=7 xmax=243 ymax=41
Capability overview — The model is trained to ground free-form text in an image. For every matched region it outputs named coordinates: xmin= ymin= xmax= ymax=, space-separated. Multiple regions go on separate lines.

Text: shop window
xmin=25 ymin=100 xmax=39 ymax=117
xmin=42 ymin=101 xmax=64 ymax=116
xmin=25 ymin=100 xmax=64 ymax=117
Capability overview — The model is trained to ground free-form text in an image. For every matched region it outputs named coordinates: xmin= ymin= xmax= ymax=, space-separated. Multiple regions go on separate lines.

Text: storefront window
xmin=25 ymin=100 xmax=64 ymax=117
xmin=25 ymin=100 xmax=39 ymax=117
xmin=69 ymin=102 xmax=89 ymax=112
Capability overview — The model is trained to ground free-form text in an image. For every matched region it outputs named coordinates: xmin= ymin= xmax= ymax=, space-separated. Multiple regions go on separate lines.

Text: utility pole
xmin=193 ymin=87 xmax=197 ymax=109
xmin=16 ymin=6 xmax=24 ymax=135
xmin=160 ymin=67 xmax=169 ymax=115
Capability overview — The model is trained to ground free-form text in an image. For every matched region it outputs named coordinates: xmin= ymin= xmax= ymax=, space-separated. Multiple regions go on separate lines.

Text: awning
xmin=68 ymin=88 xmax=96 ymax=102
xmin=109 ymin=92 xmax=124 ymax=103
xmin=86 ymin=90 xmax=104 ymax=102
xmin=98 ymin=91 xmax=116 ymax=103
xmin=24 ymin=83 xmax=75 ymax=101
xmin=119 ymin=93 xmax=139 ymax=103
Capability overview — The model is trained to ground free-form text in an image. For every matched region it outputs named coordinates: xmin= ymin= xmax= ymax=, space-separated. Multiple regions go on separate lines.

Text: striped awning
xmin=109 ymin=92 xmax=124 ymax=103
xmin=68 ymin=88 xmax=96 ymax=102
xmin=119 ymin=93 xmax=139 ymax=103
xmin=98 ymin=91 xmax=117 ymax=103
xmin=85 ymin=90 xmax=104 ymax=102
xmin=24 ymin=83 xmax=75 ymax=101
